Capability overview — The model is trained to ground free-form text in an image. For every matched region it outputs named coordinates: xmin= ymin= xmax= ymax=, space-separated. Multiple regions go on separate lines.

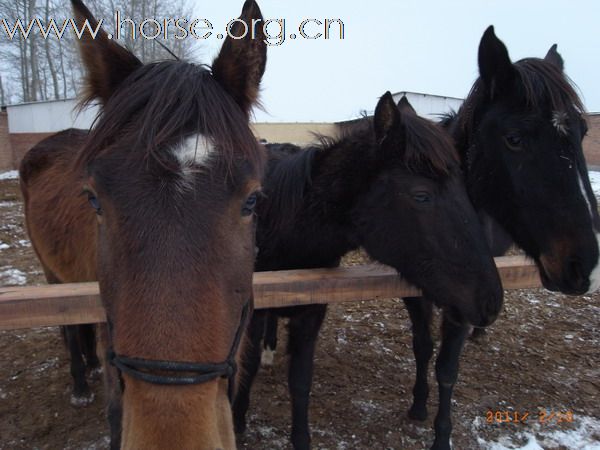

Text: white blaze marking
xmin=552 ymin=111 xmax=569 ymax=136
xmin=578 ymin=174 xmax=593 ymax=219
xmin=174 ymin=134 xmax=214 ymax=167
xmin=578 ymin=173 xmax=600 ymax=293
xmin=261 ymin=346 xmax=275 ymax=367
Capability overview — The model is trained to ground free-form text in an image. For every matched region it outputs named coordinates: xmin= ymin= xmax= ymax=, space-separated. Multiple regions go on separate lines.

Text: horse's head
xmin=458 ymin=26 xmax=599 ymax=295
xmin=71 ymin=0 xmax=266 ymax=447
xmin=354 ymin=93 xmax=503 ymax=327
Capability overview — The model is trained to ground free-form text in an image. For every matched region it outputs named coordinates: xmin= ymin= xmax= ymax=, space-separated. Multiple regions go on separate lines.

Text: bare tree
xmin=0 ymin=0 xmax=195 ymax=105
xmin=44 ymin=0 xmax=60 ymax=99
xmin=0 ymin=74 xmax=5 ymax=106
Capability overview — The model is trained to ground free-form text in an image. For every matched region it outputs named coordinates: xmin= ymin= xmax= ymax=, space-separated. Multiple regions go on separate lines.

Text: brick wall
xmin=0 ymin=112 xmax=11 ymax=171
xmin=584 ymin=114 xmax=600 ymax=167
xmin=1 ymin=114 xmax=54 ymax=171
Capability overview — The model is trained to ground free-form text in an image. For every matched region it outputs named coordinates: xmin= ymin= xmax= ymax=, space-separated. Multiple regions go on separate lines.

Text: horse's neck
xmin=256 ymin=137 xmax=375 ymax=271
xmin=444 ymin=114 xmax=470 ymax=173
xmin=309 ymin=136 xmax=377 ymax=221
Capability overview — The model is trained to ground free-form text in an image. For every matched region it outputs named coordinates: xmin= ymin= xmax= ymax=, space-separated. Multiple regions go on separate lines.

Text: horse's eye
xmin=242 ymin=192 xmax=258 ymax=217
xmin=504 ymin=133 xmax=523 ymax=151
xmin=87 ymin=192 xmax=102 ymax=215
xmin=411 ymin=192 xmax=431 ymax=203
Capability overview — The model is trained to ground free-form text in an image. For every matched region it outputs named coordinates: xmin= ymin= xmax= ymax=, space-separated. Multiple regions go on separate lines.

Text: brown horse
xmin=19 ymin=0 xmax=267 ymax=448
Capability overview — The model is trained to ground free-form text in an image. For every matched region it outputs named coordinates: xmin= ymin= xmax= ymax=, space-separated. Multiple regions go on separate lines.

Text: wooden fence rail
xmin=0 ymin=256 xmax=541 ymax=330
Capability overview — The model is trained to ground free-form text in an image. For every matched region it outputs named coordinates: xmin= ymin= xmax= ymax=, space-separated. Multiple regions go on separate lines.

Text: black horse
xmin=400 ymin=27 xmax=600 ymax=450
xmin=232 ymin=93 xmax=504 ymax=449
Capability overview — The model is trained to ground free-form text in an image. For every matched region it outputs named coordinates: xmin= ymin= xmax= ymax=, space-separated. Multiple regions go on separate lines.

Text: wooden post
xmin=0 ymin=256 xmax=540 ymax=330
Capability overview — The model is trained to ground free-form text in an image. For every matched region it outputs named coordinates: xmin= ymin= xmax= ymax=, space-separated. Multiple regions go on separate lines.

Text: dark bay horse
xmin=401 ymin=27 xmax=600 ymax=450
xmin=19 ymin=0 xmax=266 ymax=448
xmin=232 ymin=93 xmax=504 ymax=449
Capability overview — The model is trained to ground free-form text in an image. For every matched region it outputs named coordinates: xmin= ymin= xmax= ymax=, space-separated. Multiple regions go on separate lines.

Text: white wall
xmin=6 ymin=93 xmax=465 ymax=134
xmin=392 ymin=91 xmax=463 ymax=120
xmin=7 ymin=99 xmax=99 ymax=133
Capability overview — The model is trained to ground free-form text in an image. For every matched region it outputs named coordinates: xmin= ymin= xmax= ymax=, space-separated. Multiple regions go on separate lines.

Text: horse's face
xmin=465 ymin=27 xmax=599 ymax=295
xmin=355 ymin=94 xmax=503 ymax=327
xmin=72 ymin=0 xmax=266 ymax=448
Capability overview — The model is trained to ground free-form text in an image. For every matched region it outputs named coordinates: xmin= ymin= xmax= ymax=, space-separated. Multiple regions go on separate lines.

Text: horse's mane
xmin=455 ymin=57 xmax=585 ymax=141
xmin=340 ymin=109 xmax=457 ymax=178
xmin=76 ymin=60 xmax=262 ymax=174
xmin=260 ymin=143 xmax=320 ymax=232
xmin=258 ymin=107 xmax=458 ymax=234
xmin=438 ymin=111 xmax=458 ymax=130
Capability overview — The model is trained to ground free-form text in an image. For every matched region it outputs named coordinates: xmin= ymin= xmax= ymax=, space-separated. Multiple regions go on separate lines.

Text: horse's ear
xmin=212 ymin=0 xmax=267 ymax=115
xmin=374 ymin=92 xmax=401 ymax=144
xmin=397 ymin=96 xmax=417 ymax=115
xmin=544 ymin=44 xmax=564 ymax=71
xmin=478 ymin=26 xmax=516 ymax=98
xmin=71 ymin=0 xmax=142 ymax=106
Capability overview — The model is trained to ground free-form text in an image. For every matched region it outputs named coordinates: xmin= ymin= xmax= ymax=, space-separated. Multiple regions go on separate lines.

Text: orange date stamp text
xmin=486 ymin=410 xmax=574 ymax=425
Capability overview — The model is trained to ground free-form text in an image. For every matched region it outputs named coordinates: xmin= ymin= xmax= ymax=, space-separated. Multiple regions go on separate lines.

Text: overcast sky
xmin=188 ymin=0 xmax=599 ymax=122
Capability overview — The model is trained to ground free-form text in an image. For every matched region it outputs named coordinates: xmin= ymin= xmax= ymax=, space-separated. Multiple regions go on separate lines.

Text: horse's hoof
xmin=469 ymin=327 xmax=487 ymax=341
xmin=89 ymin=366 xmax=104 ymax=381
xmin=407 ymin=405 xmax=428 ymax=421
xmin=430 ymin=434 xmax=452 ymax=450
xmin=70 ymin=391 xmax=95 ymax=407
xmin=234 ymin=421 xmax=247 ymax=435
xmin=260 ymin=347 xmax=275 ymax=367
xmin=291 ymin=432 xmax=310 ymax=450
xmin=430 ymin=441 xmax=451 ymax=450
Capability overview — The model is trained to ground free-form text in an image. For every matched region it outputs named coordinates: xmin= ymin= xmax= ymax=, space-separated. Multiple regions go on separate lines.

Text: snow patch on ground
xmin=0 ymin=267 xmax=27 ymax=286
xmin=473 ymin=415 xmax=600 ymax=450
xmin=588 ymin=171 xmax=600 ymax=198
xmin=0 ymin=241 xmax=9 ymax=250
xmin=0 ymin=170 xmax=18 ymax=180
xmin=64 ymin=435 xmax=110 ymax=450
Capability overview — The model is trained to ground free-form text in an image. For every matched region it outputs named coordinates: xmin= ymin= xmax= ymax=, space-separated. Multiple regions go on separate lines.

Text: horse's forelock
xmin=457 ymin=57 xmax=585 ymax=143
xmin=334 ymin=114 xmax=458 ymax=179
xmin=514 ymin=58 xmax=584 ymax=114
xmin=400 ymin=111 xmax=459 ymax=179
xmin=75 ymin=60 xmax=263 ymax=176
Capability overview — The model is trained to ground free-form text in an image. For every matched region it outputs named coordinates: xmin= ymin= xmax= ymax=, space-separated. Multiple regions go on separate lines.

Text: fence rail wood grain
xmin=0 ymin=256 xmax=540 ymax=330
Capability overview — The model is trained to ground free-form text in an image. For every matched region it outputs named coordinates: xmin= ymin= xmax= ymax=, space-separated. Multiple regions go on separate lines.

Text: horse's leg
xmin=64 ymin=325 xmax=94 ymax=406
xmin=261 ymin=312 xmax=278 ymax=367
xmin=232 ymin=310 xmax=267 ymax=435
xmin=42 ymin=268 xmax=93 ymax=405
xmin=97 ymin=323 xmax=122 ymax=450
xmin=431 ymin=315 xmax=469 ymax=450
xmin=403 ymin=297 xmax=434 ymax=421
xmin=81 ymin=324 xmax=101 ymax=378
xmin=287 ymin=305 xmax=327 ymax=450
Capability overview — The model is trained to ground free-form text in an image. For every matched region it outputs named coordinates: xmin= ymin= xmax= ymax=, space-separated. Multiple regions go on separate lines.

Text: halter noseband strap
xmin=108 ymin=300 xmax=250 ymax=402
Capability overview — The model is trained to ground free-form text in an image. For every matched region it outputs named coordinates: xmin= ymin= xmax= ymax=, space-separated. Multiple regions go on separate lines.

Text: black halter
xmin=108 ymin=300 xmax=250 ymax=402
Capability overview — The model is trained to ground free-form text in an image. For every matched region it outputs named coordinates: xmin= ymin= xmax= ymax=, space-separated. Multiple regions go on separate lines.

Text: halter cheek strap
xmin=108 ymin=300 xmax=250 ymax=403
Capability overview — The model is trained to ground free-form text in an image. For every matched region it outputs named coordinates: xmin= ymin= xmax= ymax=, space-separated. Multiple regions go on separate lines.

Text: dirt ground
xmin=1 ymin=176 xmax=599 ymax=450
